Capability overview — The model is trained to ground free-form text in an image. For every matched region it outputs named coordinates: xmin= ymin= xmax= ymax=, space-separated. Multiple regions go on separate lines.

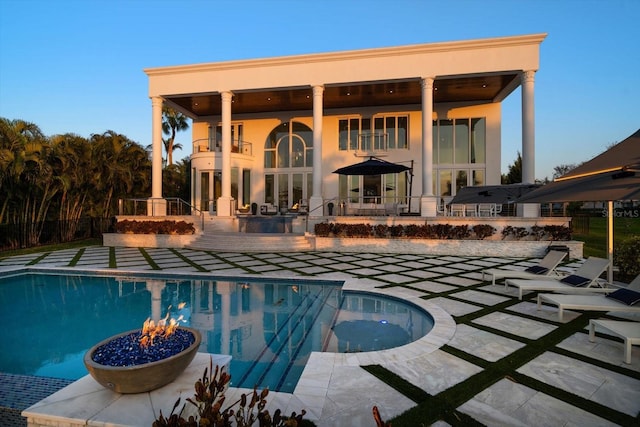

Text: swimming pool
xmin=0 ymin=272 xmax=434 ymax=393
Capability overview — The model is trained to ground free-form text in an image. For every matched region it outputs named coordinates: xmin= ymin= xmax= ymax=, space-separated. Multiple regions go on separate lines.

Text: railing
xmin=354 ymin=132 xmax=389 ymax=156
xmin=192 ymin=138 xmax=253 ymax=156
xmin=118 ymin=198 xmax=205 ymax=228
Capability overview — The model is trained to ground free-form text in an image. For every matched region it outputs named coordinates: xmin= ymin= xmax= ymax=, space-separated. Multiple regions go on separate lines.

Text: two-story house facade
xmin=144 ymin=33 xmax=545 ymax=220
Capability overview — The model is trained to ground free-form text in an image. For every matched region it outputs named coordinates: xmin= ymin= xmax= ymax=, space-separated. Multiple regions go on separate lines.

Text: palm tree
xmin=90 ymin=131 xmax=151 ymax=218
xmin=162 ymin=106 xmax=189 ymax=166
xmin=50 ymin=133 xmax=92 ymax=242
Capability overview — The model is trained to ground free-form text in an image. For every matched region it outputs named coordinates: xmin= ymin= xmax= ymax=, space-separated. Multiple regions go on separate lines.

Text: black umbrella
xmin=450 ymin=183 xmax=540 ymax=204
xmin=333 ymin=157 xmax=411 ymax=175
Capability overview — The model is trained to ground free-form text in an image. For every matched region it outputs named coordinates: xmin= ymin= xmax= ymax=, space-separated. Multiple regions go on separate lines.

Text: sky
xmin=1 ymin=0 xmax=638 ymax=181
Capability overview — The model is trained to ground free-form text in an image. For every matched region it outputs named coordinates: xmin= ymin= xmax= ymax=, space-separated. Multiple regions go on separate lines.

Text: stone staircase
xmin=187 ymin=232 xmax=314 ymax=252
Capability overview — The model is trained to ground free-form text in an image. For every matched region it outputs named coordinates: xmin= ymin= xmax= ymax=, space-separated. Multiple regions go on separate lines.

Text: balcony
xmin=193 ymin=138 xmax=253 ymax=156
xmin=354 ymin=131 xmax=389 ymax=157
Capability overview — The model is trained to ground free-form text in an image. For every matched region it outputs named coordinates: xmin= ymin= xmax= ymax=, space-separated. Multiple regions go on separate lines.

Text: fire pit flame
xmin=139 ymin=304 xmax=186 ymax=348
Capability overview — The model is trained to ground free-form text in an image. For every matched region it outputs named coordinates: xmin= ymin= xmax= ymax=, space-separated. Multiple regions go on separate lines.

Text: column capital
xmin=312 ymin=85 xmax=324 ymax=95
xmin=421 ymin=77 xmax=435 ymax=89
xmin=151 ymin=96 xmax=163 ymax=107
xmin=521 ymin=70 xmax=536 ymax=84
xmin=221 ymin=91 xmax=234 ymax=101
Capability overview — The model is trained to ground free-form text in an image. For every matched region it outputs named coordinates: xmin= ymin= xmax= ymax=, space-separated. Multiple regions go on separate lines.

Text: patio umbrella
xmin=517 ymin=128 xmax=640 ymax=282
xmin=333 ymin=157 xmax=411 ymax=175
xmin=450 ymin=183 xmax=540 ymax=204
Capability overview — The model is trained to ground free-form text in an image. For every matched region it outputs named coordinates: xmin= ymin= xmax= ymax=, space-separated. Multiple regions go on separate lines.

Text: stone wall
xmin=313 ymin=237 xmax=583 ymax=258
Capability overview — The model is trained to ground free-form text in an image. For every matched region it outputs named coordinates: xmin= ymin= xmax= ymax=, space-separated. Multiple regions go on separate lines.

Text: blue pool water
xmin=0 ymin=272 xmax=433 ymax=393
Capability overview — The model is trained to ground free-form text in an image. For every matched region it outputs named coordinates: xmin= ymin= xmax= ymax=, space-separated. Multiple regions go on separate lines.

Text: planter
xmin=102 ymin=233 xmax=198 ymax=248
xmin=313 ymin=237 xmax=583 ymax=258
xmin=84 ymin=327 xmax=201 ymax=394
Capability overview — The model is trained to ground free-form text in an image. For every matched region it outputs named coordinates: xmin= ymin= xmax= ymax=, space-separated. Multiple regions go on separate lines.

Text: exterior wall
xmin=191 ymin=101 xmax=501 ymax=209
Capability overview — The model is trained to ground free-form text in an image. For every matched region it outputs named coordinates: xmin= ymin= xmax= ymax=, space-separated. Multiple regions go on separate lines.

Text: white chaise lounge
xmin=482 ymin=250 xmax=567 ymax=286
xmin=505 ymin=256 xmax=610 ymax=300
xmin=537 ymin=274 xmax=640 ymax=321
xmin=589 ymin=319 xmax=640 ymax=364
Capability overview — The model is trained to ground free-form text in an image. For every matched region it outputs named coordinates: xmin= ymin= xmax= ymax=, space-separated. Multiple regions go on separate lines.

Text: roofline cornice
xmin=144 ymin=33 xmax=547 ymax=76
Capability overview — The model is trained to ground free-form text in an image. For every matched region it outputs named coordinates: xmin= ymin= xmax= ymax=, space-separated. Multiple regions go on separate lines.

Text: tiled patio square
xmin=447 ymin=324 xmax=525 ymax=361
xmin=459 ymin=378 xmax=618 ymax=427
xmin=450 ymin=289 xmax=511 ymax=306
xmin=472 ymin=311 xmax=556 ymax=340
xmin=407 ymin=280 xmax=458 ymax=293
xmin=435 ymin=275 xmax=478 ymax=287
xmin=429 ymin=297 xmax=483 ymax=316
xmin=517 ymin=351 xmax=640 ymax=417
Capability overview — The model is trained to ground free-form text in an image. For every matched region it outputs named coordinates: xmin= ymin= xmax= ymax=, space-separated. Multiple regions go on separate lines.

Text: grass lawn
xmin=0 ymin=238 xmax=102 ymax=259
xmin=572 ymin=216 xmax=639 ymax=258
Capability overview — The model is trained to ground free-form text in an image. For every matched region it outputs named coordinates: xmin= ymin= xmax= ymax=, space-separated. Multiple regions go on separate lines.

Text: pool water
xmin=0 ymin=273 xmax=433 ymax=393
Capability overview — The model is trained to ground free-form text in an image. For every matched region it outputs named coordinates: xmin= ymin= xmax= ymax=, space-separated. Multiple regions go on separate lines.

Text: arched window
xmin=263 ymin=122 xmax=313 ymax=209
xmin=264 ymin=122 xmax=313 ymax=168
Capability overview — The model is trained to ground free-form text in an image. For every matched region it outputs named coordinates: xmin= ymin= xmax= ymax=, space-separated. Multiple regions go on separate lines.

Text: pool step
xmin=187 ymin=232 xmax=314 ymax=252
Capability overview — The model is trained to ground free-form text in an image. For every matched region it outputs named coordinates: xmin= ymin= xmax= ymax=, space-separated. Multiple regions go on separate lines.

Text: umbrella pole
xmin=607 ymin=200 xmax=614 ymax=284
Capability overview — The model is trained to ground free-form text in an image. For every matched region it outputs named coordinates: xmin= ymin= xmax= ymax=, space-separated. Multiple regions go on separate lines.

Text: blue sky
xmin=1 ymin=0 xmax=638 ymax=180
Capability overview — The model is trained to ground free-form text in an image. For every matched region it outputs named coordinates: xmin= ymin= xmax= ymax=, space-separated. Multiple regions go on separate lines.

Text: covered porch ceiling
xmin=165 ymin=72 xmax=520 ymax=118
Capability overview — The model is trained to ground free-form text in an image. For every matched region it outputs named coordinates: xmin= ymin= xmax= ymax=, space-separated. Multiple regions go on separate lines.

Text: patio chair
xmin=504 ymin=256 xmax=610 ymax=300
xmin=450 ymin=204 xmax=465 ymax=216
xmin=464 ymin=204 xmax=478 ymax=216
xmin=482 ymin=250 xmax=567 ymax=285
xmin=477 ymin=203 xmax=494 ymax=217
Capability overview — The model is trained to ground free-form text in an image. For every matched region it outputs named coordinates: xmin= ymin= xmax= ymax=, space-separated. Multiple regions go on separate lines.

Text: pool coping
xmin=8 ymin=265 xmax=456 ymax=425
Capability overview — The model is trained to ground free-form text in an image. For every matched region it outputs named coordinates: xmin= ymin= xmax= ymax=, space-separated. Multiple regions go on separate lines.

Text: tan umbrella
xmin=518 ymin=129 xmax=640 ymax=282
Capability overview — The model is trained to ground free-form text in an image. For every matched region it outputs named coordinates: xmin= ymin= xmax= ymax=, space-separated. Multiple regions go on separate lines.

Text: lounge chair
xmin=589 ymin=319 xmax=640 ymax=364
xmin=504 ymin=256 xmax=610 ymax=300
xmin=537 ymin=274 xmax=640 ymax=321
xmin=482 ymin=250 xmax=567 ymax=285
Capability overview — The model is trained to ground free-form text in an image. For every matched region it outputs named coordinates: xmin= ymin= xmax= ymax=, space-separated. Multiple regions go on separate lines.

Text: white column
xmin=420 ymin=77 xmax=437 ymax=217
xmin=149 ymin=97 xmax=166 ymax=216
xmin=217 ymin=91 xmax=234 ymax=216
xmin=145 ymin=280 xmax=166 ymax=322
xmin=217 ymin=282 xmax=233 ymax=355
xmin=309 ymin=85 xmax=324 ymax=216
xmin=521 ymin=70 xmax=536 ymax=184
xmin=519 ymin=70 xmax=540 ymax=217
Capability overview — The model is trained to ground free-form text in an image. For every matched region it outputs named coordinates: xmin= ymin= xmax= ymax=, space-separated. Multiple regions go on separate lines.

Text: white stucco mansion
xmin=144 ymin=33 xmax=545 ymax=220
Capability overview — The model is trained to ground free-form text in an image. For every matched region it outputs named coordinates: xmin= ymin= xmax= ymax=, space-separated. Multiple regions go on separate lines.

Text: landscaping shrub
xmin=543 ymin=225 xmax=572 ymax=241
xmin=153 ymin=358 xmax=308 ymax=427
xmin=501 ymin=226 xmax=528 ymax=240
xmin=314 ymin=222 xmax=331 ymax=237
xmin=374 ymin=224 xmax=389 ymax=238
xmin=614 ymin=235 xmax=640 ymax=281
xmin=472 ymin=224 xmax=496 ymax=240
xmin=530 ymin=225 xmax=546 ymax=241
xmin=388 ymin=225 xmax=404 ymax=237
xmin=450 ymin=225 xmax=471 ymax=239
xmin=116 ymin=220 xmax=195 ymax=235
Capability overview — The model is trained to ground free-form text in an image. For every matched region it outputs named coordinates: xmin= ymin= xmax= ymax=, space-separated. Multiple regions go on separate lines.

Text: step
xmin=187 ymin=233 xmax=313 ymax=252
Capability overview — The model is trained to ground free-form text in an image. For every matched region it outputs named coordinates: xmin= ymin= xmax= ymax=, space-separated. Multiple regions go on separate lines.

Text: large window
xmin=264 ymin=122 xmax=313 ymax=209
xmin=433 ymin=117 xmax=486 ymax=197
xmin=339 ymin=115 xmax=408 ymax=151
xmin=433 ymin=118 xmax=485 ymax=165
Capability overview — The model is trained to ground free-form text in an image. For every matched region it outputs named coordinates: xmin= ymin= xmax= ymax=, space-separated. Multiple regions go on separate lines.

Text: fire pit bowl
xmin=84 ymin=326 xmax=201 ymax=394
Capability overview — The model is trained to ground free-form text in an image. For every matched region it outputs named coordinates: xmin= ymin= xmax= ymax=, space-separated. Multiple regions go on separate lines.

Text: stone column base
xmin=216 ymin=197 xmax=236 ymax=217
xmin=518 ymin=203 xmax=541 ymax=218
xmin=147 ymin=198 xmax=167 ymax=216
xmin=308 ymin=196 xmax=325 ymax=217
xmin=420 ymin=196 xmax=438 ymax=217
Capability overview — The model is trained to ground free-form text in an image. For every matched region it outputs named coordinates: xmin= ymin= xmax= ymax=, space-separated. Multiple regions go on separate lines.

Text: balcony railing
xmin=193 ymin=138 xmax=253 ymax=156
xmin=354 ymin=131 xmax=388 ymax=156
